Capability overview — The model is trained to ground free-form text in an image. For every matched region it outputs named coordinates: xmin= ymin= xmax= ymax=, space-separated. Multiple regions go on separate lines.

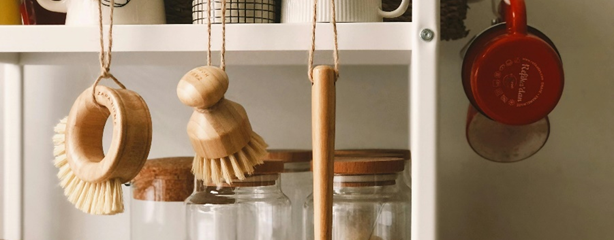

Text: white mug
xmin=37 ymin=0 xmax=166 ymax=25
xmin=282 ymin=0 xmax=409 ymax=23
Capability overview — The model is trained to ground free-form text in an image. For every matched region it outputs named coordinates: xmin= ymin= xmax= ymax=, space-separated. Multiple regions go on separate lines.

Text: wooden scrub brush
xmin=53 ymin=86 xmax=152 ymax=215
xmin=177 ymin=66 xmax=268 ymax=185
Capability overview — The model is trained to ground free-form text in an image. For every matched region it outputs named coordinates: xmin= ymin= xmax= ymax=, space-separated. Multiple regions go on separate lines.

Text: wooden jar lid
xmin=266 ymin=150 xmax=313 ymax=172
xmin=335 ymin=149 xmax=411 ymax=160
xmin=132 ymin=157 xmax=194 ymax=201
xmin=333 ymin=156 xmax=407 ymax=175
xmin=266 ymin=150 xmax=313 ymax=162
xmin=250 ymin=160 xmax=285 ymax=175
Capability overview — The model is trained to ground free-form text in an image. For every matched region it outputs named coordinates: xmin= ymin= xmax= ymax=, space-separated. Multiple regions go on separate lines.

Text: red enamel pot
xmin=462 ymin=0 xmax=564 ymax=125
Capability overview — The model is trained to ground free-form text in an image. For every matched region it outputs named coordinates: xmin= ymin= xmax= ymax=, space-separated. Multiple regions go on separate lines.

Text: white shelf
xmin=0 ymin=23 xmax=412 ymax=66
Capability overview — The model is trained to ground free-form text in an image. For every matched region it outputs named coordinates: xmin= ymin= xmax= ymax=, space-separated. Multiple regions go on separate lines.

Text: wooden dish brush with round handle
xmin=53 ymin=86 xmax=152 ymax=215
xmin=177 ymin=66 xmax=268 ymax=185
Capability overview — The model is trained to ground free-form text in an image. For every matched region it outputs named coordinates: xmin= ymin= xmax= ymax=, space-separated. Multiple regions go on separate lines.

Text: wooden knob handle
xmin=312 ymin=65 xmax=336 ymax=240
xmin=187 ymin=99 xmax=253 ymax=159
xmin=177 ymin=66 xmax=229 ymax=109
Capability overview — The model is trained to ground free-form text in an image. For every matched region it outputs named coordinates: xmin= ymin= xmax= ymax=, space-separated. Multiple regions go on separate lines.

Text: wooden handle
xmin=66 ymin=86 xmax=152 ymax=183
xmin=312 ymin=65 xmax=336 ymax=240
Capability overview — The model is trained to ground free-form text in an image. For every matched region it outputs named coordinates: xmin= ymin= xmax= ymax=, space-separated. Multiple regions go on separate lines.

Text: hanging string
xmin=205 ymin=0 xmax=227 ymax=70
xmin=206 ymin=0 xmax=211 ymax=66
xmin=220 ymin=0 xmax=226 ymax=70
xmin=92 ymin=0 xmax=126 ymax=105
xmin=308 ymin=0 xmax=340 ymax=82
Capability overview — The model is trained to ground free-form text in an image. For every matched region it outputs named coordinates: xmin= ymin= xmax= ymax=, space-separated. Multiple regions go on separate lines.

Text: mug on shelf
xmin=282 ymin=0 xmax=409 ymax=23
xmin=0 ymin=0 xmax=22 ymax=25
xmin=192 ymin=0 xmax=277 ymax=24
xmin=36 ymin=0 xmax=166 ymax=25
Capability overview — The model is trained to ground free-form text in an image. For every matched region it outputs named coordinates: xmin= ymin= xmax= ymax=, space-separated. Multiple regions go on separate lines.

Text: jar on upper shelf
xmin=185 ymin=159 xmax=291 ymax=240
xmin=304 ymin=151 xmax=411 ymax=240
xmin=131 ymin=157 xmax=194 ymax=240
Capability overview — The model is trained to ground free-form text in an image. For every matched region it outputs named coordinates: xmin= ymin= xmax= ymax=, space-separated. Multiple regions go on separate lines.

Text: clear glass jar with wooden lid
xmin=131 ymin=157 xmax=194 ymax=240
xmin=304 ymin=153 xmax=411 ymax=240
xmin=185 ymin=160 xmax=291 ymax=240
xmin=267 ymin=150 xmax=313 ymax=238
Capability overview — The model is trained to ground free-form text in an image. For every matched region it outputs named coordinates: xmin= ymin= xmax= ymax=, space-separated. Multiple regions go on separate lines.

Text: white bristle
xmin=210 ymin=159 xmax=222 ymax=184
xmin=53 ymin=117 xmax=124 ymax=215
xmin=220 ymin=158 xmax=234 ymax=184
xmin=191 ymin=131 xmax=269 ymax=185
xmin=228 ymin=154 xmax=245 ymax=180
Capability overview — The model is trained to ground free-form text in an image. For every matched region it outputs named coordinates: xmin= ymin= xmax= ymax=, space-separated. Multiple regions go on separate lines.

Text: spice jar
xmin=304 ymin=153 xmax=411 ymax=240
xmin=267 ymin=150 xmax=313 ymax=237
xmin=186 ymin=160 xmax=291 ymax=240
xmin=131 ymin=157 xmax=194 ymax=240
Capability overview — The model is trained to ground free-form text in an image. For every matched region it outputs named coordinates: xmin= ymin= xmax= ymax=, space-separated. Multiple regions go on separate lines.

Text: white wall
xmin=19 ymin=65 xmax=408 ymax=240
xmin=0 ymin=64 xmax=5 ymax=239
xmin=438 ymin=1 xmax=614 ymax=239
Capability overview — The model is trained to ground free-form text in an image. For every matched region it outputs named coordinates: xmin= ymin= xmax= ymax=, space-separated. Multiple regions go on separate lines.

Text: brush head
xmin=192 ymin=131 xmax=269 ymax=184
xmin=53 ymin=117 xmax=125 ymax=215
xmin=177 ymin=66 xmax=229 ymax=109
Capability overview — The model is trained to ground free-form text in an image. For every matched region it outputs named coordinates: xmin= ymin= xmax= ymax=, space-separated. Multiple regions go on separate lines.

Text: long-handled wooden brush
xmin=53 ymin=86 xmax=152 ymax=215
xmin=177 ymin=66 xmax=268 ymax=185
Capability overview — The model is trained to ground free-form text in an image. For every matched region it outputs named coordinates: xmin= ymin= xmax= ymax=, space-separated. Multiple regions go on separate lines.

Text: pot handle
xmin=36 ymin=0 xmax=68 ymax=13
xmin=506 ymin=0 xmax=527 ymax=35
xmin=379 ymin=0 xmax=410 ymax=19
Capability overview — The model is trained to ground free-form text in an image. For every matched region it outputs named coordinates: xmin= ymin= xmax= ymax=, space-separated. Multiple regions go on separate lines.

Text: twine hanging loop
xmin=92 ymin=0 xmax=126 ymax=106
xmin=205 ymin=0 xmax=227 ymax=70
xmin=308 ymin=0 xmax=340 ymax=82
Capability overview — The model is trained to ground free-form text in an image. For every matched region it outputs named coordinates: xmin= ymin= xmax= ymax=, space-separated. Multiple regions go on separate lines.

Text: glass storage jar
xmin=304 ymin=153 xmax=411 ymax=240
xmin=267 ymin=150 xmax=313 ymax=238
xmin=185 ymin=160 xmax=291 ymax=240
xmin=131 ymin=157 xmax=194 ymax=240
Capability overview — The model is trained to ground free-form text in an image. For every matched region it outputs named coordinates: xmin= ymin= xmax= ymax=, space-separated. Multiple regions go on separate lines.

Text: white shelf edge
xmin=0 ymin=23 xmax=412 ymax=65
xmin=0 ymin=23 xmax=412 ymax=52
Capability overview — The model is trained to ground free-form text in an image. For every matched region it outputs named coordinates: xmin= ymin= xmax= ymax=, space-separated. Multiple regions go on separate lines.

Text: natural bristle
xmin=53 ymin=117 xmax=124 ymax=215
xmin=192 ymin=132 xmax=269 ymax=185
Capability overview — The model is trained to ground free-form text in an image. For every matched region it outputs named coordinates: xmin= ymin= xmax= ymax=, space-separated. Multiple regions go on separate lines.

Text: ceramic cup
xmin=192 ymin=0 xmax=277 ymax=24
xmin=282 ymin=0 xmax=409 ymax=23
xmin=0 ymin=0 xmax=22 ymax=25
xmin=37 ymin=0 xmax=166 ymax=25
